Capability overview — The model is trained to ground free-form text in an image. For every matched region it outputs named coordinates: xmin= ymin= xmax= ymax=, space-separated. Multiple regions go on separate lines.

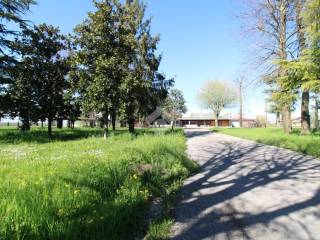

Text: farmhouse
xmin=179 ymin=113 xmax=256 ymax=128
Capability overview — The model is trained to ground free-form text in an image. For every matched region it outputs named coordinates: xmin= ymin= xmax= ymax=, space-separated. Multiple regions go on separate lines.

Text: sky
xmin=23 ymin=0 xmax=272 ymax=119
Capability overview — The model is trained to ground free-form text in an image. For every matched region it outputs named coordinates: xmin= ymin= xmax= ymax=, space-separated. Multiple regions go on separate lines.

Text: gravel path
xmin=171 ymin=129 xmax=320 ymax=240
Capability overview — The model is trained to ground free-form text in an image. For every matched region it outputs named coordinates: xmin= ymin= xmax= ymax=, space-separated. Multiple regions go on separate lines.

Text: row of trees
xmin=243 ymin=0 xmax=320 ymax=134
xmin=0 ymin=0 xmax=177 ymax=137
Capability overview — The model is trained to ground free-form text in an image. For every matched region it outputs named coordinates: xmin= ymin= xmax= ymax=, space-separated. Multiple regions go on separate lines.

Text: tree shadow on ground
xmin=172 ymin=133 xmax=320 ymax=240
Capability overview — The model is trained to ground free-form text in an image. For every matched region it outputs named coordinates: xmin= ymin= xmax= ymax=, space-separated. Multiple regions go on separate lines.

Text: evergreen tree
xmin=0 ymin=0 xmax=35 ymax=118
xmin=12 ymin=24 xmax=69 ymax=137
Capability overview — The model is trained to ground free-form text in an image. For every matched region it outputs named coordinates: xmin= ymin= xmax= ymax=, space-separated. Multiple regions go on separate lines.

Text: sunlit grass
xmin=213 ymin=127 xmax=320 ymax=157
xmin=0 ymin=127 xmax=197 ymax=239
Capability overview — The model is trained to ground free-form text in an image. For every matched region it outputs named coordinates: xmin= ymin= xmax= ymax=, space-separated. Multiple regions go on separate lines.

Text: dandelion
xmin=74 ymin=190 xmax=80 ymax=194
xmin=57 ymin=208 xmax=64 ymax=217
xmin=133 ymin=174 xmax=138 ymax=180
xmin=65 ymin=184 xmax=70 ymax=188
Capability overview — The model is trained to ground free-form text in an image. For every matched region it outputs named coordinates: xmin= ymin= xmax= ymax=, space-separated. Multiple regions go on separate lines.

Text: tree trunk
xmin=111 ymin=109 xmax=116 ymax=131
xmin=57 ymin=118 xmax=63 ymax=129
xmin=295 ymin=0 xmax=310 ymax=135
xmin=171 ymin=120 xmax=175 ymax=130
xmin=48 ymin=117 xmax=52 ymax=139
xmin=279 ymin=0 xmax=292 ymax=134
xmin=127 ymin=104 xmax=135 ymax=133
xmin=215 ymin=114 xmax=219 ymax=128
xmin=301 ymin=90 xmax=311 ymax=134
xmin=276 ymin=112 xmax=281 ymax=127
xmin=315 ymin=98 xmax=319 ymax=130
xmin=282 ymin=106 xmax=292 ymax=134
xmin=41 ymin=120 xmax=44 ymax=128
xmin=102 ymin=111 xmax=109 ymax=139
xmin=21 ymin=117 xmax=30 ymax=131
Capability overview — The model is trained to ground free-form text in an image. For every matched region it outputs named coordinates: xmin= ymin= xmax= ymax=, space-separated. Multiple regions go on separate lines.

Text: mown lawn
xmin=213 ymin=128 xmax=320 ymax=158
xmin=0 ymin=127 xmax=198 ymax=240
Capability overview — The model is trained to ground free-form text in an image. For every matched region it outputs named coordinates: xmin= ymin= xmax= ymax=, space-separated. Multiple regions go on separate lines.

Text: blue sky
xmin=24 ymin=0 xmax=270 ymax=118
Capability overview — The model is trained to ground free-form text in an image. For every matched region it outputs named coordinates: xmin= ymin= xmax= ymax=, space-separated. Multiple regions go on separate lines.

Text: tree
xmin=121 ymin=0 xmax=162 ymax=133
xmin=0 ymin=0 xmax=35 ymax=118
xmin=162 ymin=89 xmax=187 ymax=130
xmin=241 ymin=0 xmax=297 ymax=133
xmin=12 ymin=24 xmax=69 ymax=137
xmin=72 ymin=0 xmax=162 ymax=135
xmin=72 ymin=0 xmax=136 ymax=137
xmin=234 ymin=76 xmax=247 ymax=128
xmin=278 ymin=0 xmax=320 ymax=134
xmin=256 ymin=114 xmax=267 ymax=128
xmin=197 ymin=80 xmax=237 ymax=128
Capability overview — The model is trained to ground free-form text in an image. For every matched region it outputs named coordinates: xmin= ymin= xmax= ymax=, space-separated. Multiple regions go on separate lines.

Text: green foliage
xmin=0 ymin=127 xmax=197 ymax=239
xmin=0 ymin=0 xmax=36 ymax=117
xmin=8 ymin=24 xmax=69 ymax=135
xmin=213 ymin=128 xmax=320 ymax=157
xmin=197 ymin=80 xmax=237 ymax=123
xmin=162 ymin=89 xmax=187 ymax=127
xmin=71 ymin=0 xmax=165 ymax=133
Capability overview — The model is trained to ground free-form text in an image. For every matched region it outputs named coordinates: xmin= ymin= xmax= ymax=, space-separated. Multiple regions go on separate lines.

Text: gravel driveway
xmin=171 ymin=129 xmax=320 ymax=240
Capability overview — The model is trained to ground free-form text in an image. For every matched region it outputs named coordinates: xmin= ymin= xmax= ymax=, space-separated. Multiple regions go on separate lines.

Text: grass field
xmin=0 ymin=127 xmax=198 ymax=240
xmin=213 ymin=128 xmax=320 ymax=158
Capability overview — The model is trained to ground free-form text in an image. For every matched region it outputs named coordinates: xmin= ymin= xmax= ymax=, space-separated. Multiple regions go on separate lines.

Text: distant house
xmin=179 ymin=113 xmax=256 ymax=128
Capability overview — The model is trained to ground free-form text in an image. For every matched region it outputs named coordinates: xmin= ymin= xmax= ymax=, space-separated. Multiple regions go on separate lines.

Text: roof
xmin=180 ymin=113 xmax=231 ymax=120
xmin=179 ymin=113 xmax=256 ymax=121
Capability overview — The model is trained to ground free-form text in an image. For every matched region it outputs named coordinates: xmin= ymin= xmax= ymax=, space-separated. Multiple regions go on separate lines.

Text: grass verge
xmin=213 ymin=127 xmax=320 ymax=157
xmin=0 ymin=127 xmax=198 ymax=239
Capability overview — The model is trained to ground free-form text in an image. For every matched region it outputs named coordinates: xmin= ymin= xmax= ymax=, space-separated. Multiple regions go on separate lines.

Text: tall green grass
xmin=213 ymin=128 xmax=320 ymax=157
xmin=0 ymin=128 xmax=197 ymax=239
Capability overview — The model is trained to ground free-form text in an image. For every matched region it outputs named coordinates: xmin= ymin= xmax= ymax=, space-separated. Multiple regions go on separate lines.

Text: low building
xmin=179 ymin=113 xmax=256 ymax=128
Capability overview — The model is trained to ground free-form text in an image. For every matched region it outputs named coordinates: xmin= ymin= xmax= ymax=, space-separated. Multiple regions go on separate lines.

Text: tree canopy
xmin=197 ymin=80 xmax=237 ymax=127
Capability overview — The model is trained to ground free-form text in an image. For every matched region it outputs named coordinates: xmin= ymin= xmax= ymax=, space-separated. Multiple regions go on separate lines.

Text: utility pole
xmin=265 ymin=100 xmax=268 ymax=128
xmin=239 ymin=80 xmax=243 ymax=128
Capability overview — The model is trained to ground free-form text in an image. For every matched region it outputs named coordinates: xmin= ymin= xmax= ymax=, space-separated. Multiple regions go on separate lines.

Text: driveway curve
xmin=171 ymin=129 xmax=320 ymax=240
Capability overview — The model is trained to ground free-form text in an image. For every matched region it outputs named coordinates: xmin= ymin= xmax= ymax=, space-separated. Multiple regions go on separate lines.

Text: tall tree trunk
xmin=279 ymin=0 xmax=292 ymax=134
xmin=21 ymin=117 xmax=30 ymax=131
xmin=282 ymin=106 xmax=292 ymax=134
xmin=57 ymin=118 xmax=63 ymax=129
xmin=315 ymin=98 xmax=319 ymax=130
xmin=295 ymin=0 xmax=311 ymax=135
xmin=127 ymin=104 xmax=135 ymax=133
xmin=276 ymin=112 xmax=281 ymax=127
xmin=128 ymin=116 xmax=135 ymax=133
xmin=41 ymin=120 xmax=44 ymax=128
xmin=301 ymin=90 xmax=311 ymax=134
xmin=48 ymin=117 xmax=52 ymax=139
xmin=111 ymin=109 xmax=116 ymax=131
xmin=215 ymin=113 xmax=219 ymax=128
xmin=102 ymin=111 xmax=109 ymax=139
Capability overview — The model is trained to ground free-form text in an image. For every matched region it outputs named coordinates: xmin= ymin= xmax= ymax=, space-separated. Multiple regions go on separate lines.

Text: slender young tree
xmin=197 ymin=80 xmax=237 ymax=128
xmin=162 ymin=89 xmax=187 ymax=130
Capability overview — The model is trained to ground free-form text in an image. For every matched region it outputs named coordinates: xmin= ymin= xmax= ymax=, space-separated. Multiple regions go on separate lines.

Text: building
xmin=179 ymin=113 xmax=256 ymax=128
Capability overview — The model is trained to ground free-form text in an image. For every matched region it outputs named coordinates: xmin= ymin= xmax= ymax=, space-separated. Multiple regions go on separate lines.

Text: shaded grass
xmin=0 ymin=127 xmax=198 ymax=240
xmin=213 ymin=128 xmax=320 ymax=157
